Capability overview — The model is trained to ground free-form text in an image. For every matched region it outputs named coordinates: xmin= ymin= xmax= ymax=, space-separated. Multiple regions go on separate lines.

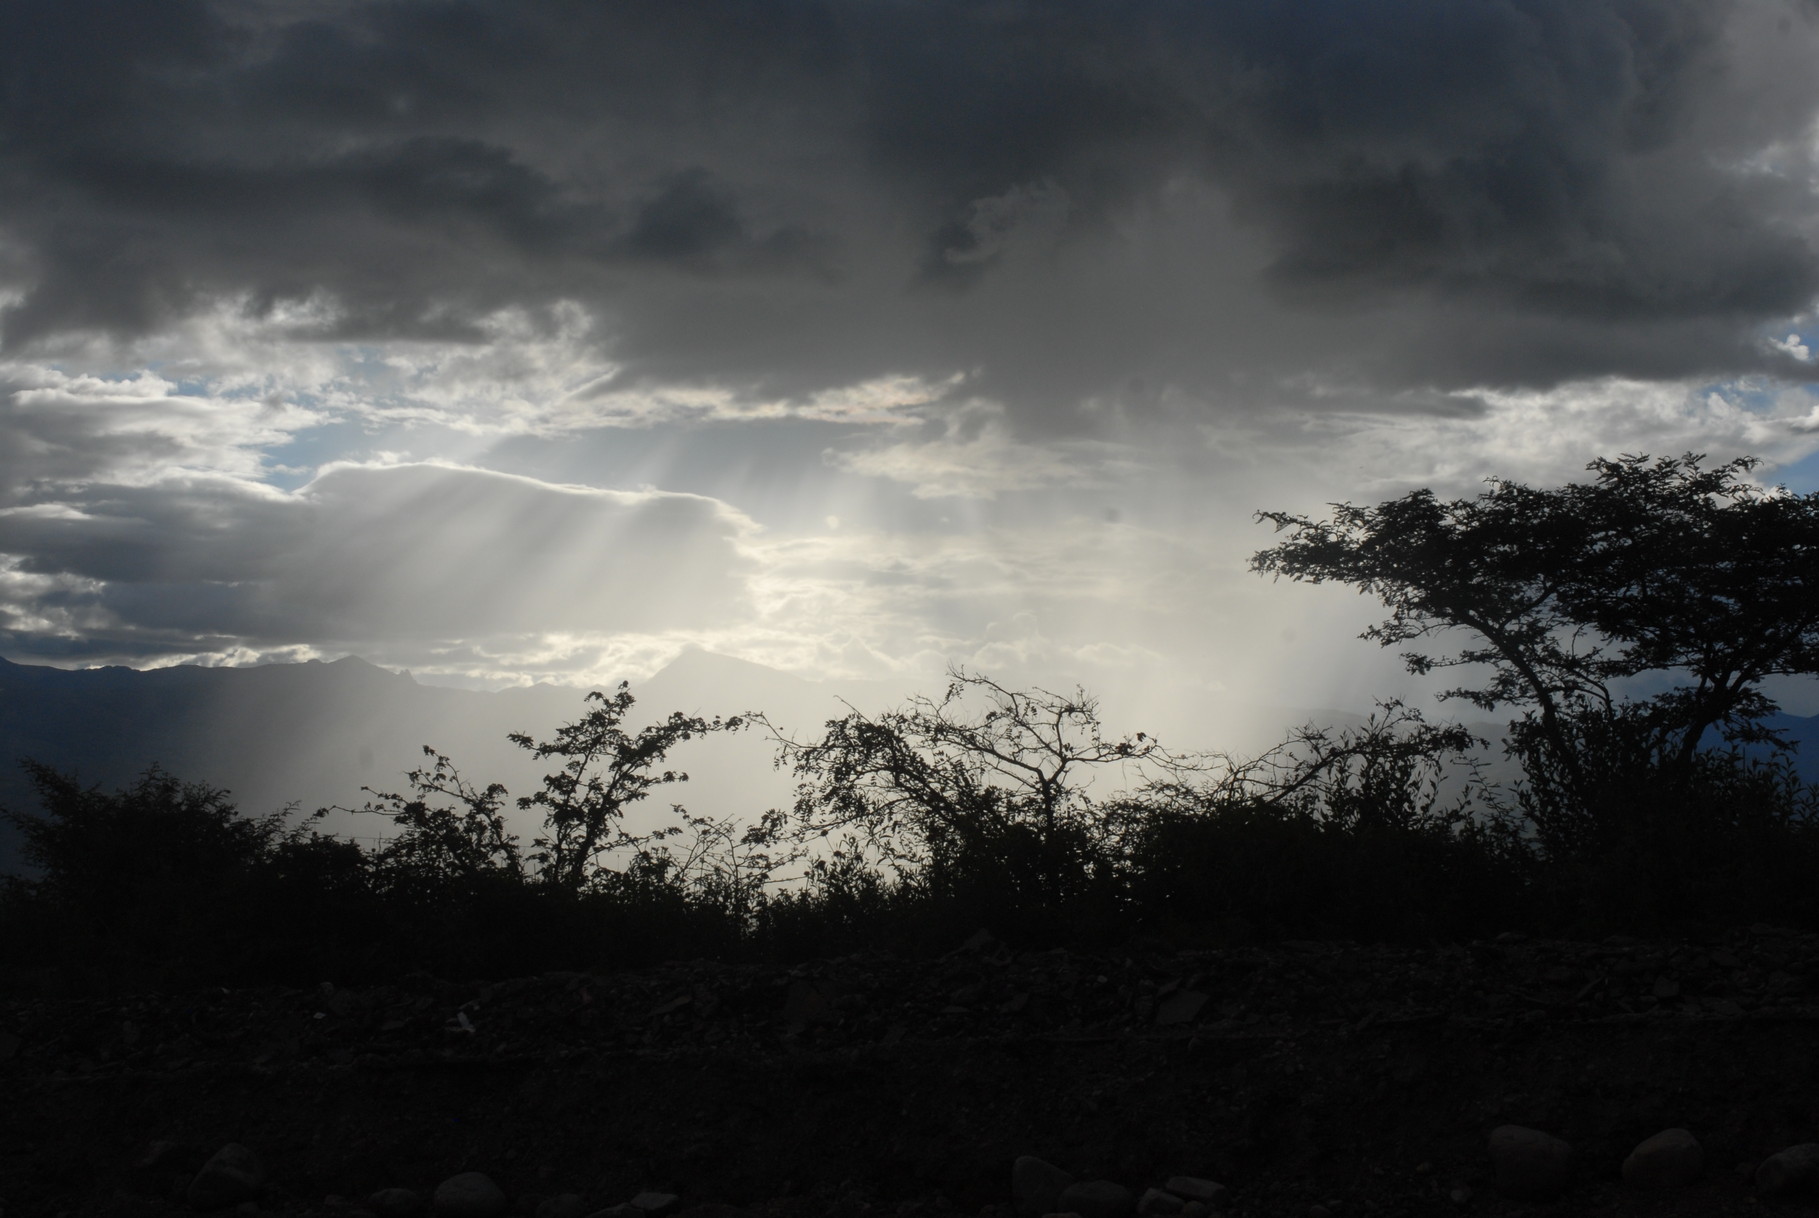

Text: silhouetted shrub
xmin=1503 ymin=746 xmax=1819 ymax=935
xmin=1114 ymin=801 xmax=1531 ymax=942
xmin=6 ymin=649 xmax=1819 ymax=995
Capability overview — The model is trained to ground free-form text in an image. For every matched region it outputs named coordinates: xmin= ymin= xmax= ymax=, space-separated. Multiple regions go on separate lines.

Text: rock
xmin=1162 ymin=1177 xmax=1227 ymax=1209
xmin=783 ymin=980 xmax=836 ymax=1025
xmin=1179 ymin=1205 xmax=1208 ymax=1218
xmin=536 ymin=1195 xmax=588 ymax=1218
xmin=1623 ymin=1128 xmax=1703 ymax=1189
xmin=1014 ymin=1156 xmax=1076 ymax=1216
xmin=1155 ymin=992 xmax=1209 ymax=1026
xmin=136 ymin=1139 xmax=208 ymax=1174
xmin=1137 ymin=1188 xmax=1183 ymax=1216
xmin=370 ymin=1188 xmax=426 ymax=1217
xmin=1057 ymin=1180 xmax=1135 ymax=1218
xmin=1757 ymin=1144 xmax=1819 ymax=1196
xmin=186 ymin=1143 xmax=266 ymax=1211
xmin=434 ymin=1172 xmax=510 ymax=1218
xmin=1488 ymin=1125 xmax=1574 ymax=1201
xmin=957 ymin=928 xmax=1003 ymax=954
xmin=584 ymin=1207 xmax=643 ymax=1218
xmin=629 ymin=1192 xmax=680 ymax=1216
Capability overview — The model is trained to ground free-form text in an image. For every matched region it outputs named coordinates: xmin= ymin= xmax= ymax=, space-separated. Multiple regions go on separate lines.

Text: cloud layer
xmin=4 ymin=0 xmax=1817 ymax=406
xmin=1 ymin=1 xmax=1818 ymax=716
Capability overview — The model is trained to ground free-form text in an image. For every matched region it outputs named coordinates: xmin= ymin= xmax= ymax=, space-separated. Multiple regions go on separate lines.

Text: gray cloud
xmin=0 ymin=461 xmax=757 ymax=657
xmin=1 ymin=0 xmax=1816 ymax=412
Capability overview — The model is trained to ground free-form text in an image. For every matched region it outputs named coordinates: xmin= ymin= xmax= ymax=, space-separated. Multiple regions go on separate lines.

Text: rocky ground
xmin=9 ymin=926 xmax=1819 ymax=1217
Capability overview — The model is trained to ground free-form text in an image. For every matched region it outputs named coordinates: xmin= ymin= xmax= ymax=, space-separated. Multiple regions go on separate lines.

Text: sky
xmin=4 ymin=0 xmax=1819 ymax=743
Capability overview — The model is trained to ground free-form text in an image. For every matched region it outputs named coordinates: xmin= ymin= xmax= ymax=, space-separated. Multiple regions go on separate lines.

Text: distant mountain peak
xmin=647 ymin=647 xmax=807 ymax=686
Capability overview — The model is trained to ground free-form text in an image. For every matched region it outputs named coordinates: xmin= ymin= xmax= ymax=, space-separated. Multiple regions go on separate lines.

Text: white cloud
xmin=827 ymin=399 xmax=1142 ymax=499
xmin=1771 ymin=332 xmax=1814 ymax=362
xmin=0 ymin=461 xmax=761 ymax=670
xmin=0 ymin=363 xmax=321 ymax=498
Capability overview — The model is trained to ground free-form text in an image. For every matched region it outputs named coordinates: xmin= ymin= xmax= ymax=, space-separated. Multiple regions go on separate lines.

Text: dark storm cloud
xmin=2 ymin=0 xmax=1816 ymax=399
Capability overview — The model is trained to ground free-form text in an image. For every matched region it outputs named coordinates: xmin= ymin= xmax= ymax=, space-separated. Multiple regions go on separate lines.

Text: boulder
xmin=1014 ymin=1156 xmax=1076 ymax=1216
xmin=434 ymin=1172 xmax=510 ymax=1218
xmin=1057 ymin=1180 xmax=1135 ymax=1218
xmin=1623 ymin=1128 xmax=1702 ymax=1189
xmin=629 ymin=1192 xmax=681 ymax=1216
xmin=1162 ymin=1177 xmax=1227 ymax=1209
xmin=1155 ymin=992 xmax=1209 ymax=1026
xmin=537 ymin=1195 xmax=589 ymax=1218
xmin=1488 ymin=1125 xmax=1574 ymax=1201
xmin=186 ymin=1143 xmax=266 ymax=1211
xmin=137 ymin=1139 xmax=209 ymax=1174
xmin=369 ymin=1188 xmax=426 ymax=1216
xmin=1757 ymin=1144 xmax=1819 ymax=1197
xmin=1137 ymin=1187 xmax=1183 ymax=1215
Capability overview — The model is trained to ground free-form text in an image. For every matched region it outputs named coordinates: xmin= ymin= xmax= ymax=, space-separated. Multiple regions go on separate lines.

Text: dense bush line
xmin=4 ymin=686 xmax=1818 ymax=995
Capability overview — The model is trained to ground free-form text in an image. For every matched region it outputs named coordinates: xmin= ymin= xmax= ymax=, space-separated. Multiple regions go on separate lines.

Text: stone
xmin=186 ymin=1143 xmax=266 ymax=1211
xmin=958 ymin=928 xmax=1003 ymax=954
xmin=1488 ymin=1125 xmax=1574 ymax=1201
xmin=369 ymin=1188 xmax=426 ymax=1217
xmin=1179 ymin=1205 xmax=1208 ymax=1218
xmin=1136 ymin=1189 xmax=1182 ymax=1216
xmin=1623 ymin=1128 xmax=1703 ymax=1189
xmin=1162 ymin=1178 xmax=1227 ymax=1209
xmin=537 ymin=1196 xmax=588 ymax=1218
xmin=783 ymin=980 xmax=836 ymax=1025
xmin=629 ymin=1193 xmax=680 ymax=1217
xmin=1013 ymin=1156 xmax=1076 ymax=1216
xmin=136 ymin=1139 xmax=208 ymax=1174
xmin=434 ymin=1172 xmax=510 ymax=1218
xmin=1057 ymin=1180 xmax=1135 ymax=1218
xmin=1757 ymin=1144 xmax=1819 ymax=1196
xmin=1155 ymin=992 xmax=1209 ymax=1026
xmin=584 ymin=1207 xmax=643 ymax=1218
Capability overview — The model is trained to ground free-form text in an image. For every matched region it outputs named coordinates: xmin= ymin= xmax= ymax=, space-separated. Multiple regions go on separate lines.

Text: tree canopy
xmin=1252 ymin=454 xmax=1819 ymax=803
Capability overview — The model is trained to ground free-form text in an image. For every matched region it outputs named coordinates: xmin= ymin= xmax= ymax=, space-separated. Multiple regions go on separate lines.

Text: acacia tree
xmin=759 ymin=668 xmax=1165 ymax=905
xmin=1251 ymin=454 xmax=1819 ymax=808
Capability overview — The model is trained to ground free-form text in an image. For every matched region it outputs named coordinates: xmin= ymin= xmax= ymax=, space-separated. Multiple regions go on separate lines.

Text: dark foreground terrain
xmin=9 ymin=928 xmax=1819 ymax=1218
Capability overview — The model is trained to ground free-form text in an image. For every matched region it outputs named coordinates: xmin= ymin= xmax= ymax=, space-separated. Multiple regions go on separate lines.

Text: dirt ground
xmin=9 ymin=928 xmax=1819 ymax=1217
